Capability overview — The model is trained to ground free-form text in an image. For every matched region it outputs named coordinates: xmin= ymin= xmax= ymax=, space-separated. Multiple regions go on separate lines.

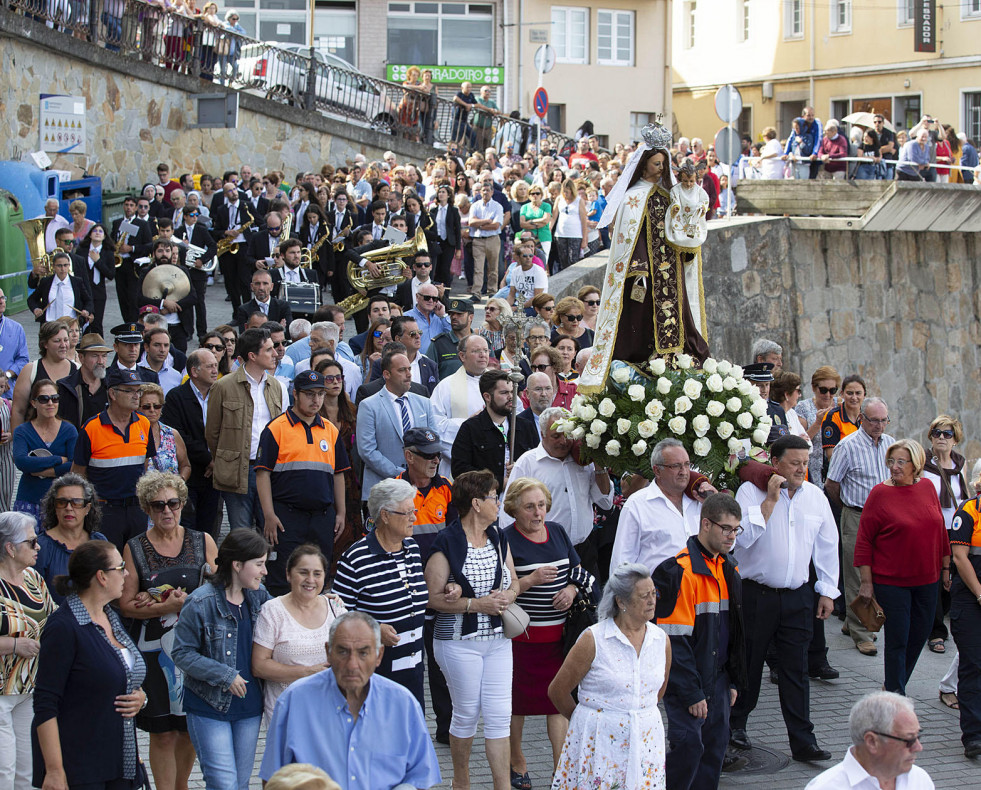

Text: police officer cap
xmin=105 ymin=367 xmax=142 ymax=388
xmin=446 ymin=298 xmax=474 ymax=315
xmin=743 ymin=362 xmax=775 ymax=383
xmin=403 ymin=427 xmax=442 ymax=454
xmin=293 ymin=370 xmax=327 ymax=392
xmin=111 ymin=323 xmax=144 ymax=344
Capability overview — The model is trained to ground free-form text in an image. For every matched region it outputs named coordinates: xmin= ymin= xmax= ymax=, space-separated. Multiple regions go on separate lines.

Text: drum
xmin=281 ymin=282 xmax=320 ymax=315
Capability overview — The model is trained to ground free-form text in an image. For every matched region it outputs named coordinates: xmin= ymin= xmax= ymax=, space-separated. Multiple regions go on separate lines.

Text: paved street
xmin=8 ymin=277 xmax=975 ymax=789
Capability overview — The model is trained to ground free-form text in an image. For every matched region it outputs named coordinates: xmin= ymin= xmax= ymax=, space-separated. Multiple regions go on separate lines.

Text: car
xmin=237 ymin=43 xmax=400 ymax=134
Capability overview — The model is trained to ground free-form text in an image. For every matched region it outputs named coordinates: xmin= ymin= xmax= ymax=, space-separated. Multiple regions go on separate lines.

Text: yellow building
xmin=671 ymin=0 xmax=981 ymax=144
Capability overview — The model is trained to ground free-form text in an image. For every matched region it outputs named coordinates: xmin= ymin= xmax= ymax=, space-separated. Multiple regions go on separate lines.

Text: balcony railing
xmin=9 ymin=0 xmax=577 ymax=155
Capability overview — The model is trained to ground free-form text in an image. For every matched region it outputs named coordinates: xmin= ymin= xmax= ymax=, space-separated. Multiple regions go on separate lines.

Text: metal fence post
xmin=305 ymin=45 xmax=317 ymax=111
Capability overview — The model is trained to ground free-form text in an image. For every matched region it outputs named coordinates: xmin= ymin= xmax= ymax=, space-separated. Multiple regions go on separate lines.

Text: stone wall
xmin=555 ymin=218 xmax=981 ymax=458
xmin=1 ymin=10 xmax=435 ymax=190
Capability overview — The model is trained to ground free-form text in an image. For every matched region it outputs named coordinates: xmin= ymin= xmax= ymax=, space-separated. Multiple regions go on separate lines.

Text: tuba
xmin=337 ymin=227 xmax=426 ymax=317
xmin=15 ymin=217 xmax=55 ymax=276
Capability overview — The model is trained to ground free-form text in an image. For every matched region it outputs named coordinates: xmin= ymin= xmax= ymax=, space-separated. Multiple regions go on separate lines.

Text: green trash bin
xmin=103 ymin=190 xmax=132 ymax=230
xmin=0 ymin=190 xmax=30 ymax=314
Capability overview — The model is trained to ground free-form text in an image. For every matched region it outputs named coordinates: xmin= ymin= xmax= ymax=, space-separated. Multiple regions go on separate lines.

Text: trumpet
xmin=216 ymin=219 xmax=254 ymax=258
xmin=113 ymin=230 xmax=130 ymax=267
xmin=300 ymin=232 xmax=330 ymax=268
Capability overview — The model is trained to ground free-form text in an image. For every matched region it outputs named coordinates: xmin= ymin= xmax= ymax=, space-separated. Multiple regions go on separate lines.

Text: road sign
xmin=714 ymin=126 xmax=742 ymax=165
xmin=534 ymin=44 xmax=556 ymax=74
xmin=533 ymin=88 xmax=549 ymax=119
xmin=714 ymin=84 xmax=743 ymax=124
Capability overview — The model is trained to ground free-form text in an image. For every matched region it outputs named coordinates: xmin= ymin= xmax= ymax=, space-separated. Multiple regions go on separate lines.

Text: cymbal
xmin=141 ymin=264 xmax=191 ymax=301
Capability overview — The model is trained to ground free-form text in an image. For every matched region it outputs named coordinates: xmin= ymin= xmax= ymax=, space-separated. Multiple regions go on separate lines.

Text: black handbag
xmin=562 ymin=587 xmax=597 ymax=655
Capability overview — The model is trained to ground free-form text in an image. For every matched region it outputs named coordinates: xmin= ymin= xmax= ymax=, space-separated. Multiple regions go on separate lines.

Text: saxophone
xmin=216 ymin=218 xmax=254 ymax=257
xmin=300 ymin=231 xmax=330 ymax=268
xmin=114 ymin=230 xmax=130 ymax=267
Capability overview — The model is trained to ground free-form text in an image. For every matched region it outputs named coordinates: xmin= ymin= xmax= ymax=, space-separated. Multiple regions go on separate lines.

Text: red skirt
xmin=512 ymin=639 xmax=563 ymax=715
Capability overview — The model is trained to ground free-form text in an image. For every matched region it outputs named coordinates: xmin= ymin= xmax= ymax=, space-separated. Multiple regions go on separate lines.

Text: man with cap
xmin=256 ymin=370 xmax=350 ymax=595
xmin=71 ymin=367 xmax=156 ymax=548
xmin=426 ymin=297 xmax=475 ymax=379
xmin=110 ymin=322 xmax=159 ymax=384
xmin=743 ymin=362 xmax=788 ymax=445
xmin=57 ymin=333 xmax=111 ymax=429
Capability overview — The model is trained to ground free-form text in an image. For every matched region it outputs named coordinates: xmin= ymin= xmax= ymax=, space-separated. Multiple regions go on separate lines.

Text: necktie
xmin=54 ymin=280 xmax=65 ymax=318
xmin=396 ymin=396 xmax=411 ymax=435
xmin=260 ymin=302 xmax=268 ymax=315
xmin=373 ymin=225 xmax=382 ymax=240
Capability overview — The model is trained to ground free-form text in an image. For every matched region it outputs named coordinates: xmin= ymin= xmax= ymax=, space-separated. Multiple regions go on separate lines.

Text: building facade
xmin=671 ymin=0 xmax=981 ymax=144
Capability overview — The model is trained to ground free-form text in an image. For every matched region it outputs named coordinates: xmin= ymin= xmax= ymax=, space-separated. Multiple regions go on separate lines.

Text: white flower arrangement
xmin=590 ymin=419 xmax=608 ymax=436
xmin=706 ymin=400 xmax=725 ymax=417
xmin=616 ymin=418 xmax=632 ymax=435
xmin=691 ymin=414 xmax=710 ymax=436
xmin=598 ymin=398 xmax=616 ymax=418
xmin=605 ymin=440 xmax=622 ymax=456
xmin=585 ymin=434 xmax=601 ymax=449
xmin=637 ymin=420 xmax=657 ymax=438
xmin=628 ymin=384 xmax=646 ymax=402
xmin=631 ymin=439 xmax=648 ymax=456
xmin=682 ymin=378 xmax=703 ymax=399
xmin=650 ymin=358 xmax=667 ymax=375
xmin=674 ymin=396 xmax=693 ymax=414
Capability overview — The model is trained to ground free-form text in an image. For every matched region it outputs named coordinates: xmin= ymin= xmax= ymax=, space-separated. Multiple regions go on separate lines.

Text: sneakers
xmin=857 ymin=641 xmax=878 ymax=656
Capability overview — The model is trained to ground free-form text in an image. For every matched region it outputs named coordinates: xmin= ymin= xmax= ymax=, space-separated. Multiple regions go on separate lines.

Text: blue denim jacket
xmin=172 ymin=582 xmax=271 ymax=714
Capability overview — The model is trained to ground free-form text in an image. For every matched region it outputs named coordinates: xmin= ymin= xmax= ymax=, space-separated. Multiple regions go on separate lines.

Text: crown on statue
xmin=641 ymin=118 xmax=671 ymax=150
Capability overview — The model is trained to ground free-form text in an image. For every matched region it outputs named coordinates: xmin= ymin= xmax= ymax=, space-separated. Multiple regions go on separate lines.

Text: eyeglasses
xmin=148 ymin=498 xmax=183 ymax=513
xmin=528 ymin=334 xmax=547 ymax=343
xmin=55 ymin=497 xmax=89 ymax=509
xmin=519 ymin=253 xmax=533 ymax=259
xmin=140 ymin=402 xmax=163 ymax=411
xmin=886 ymin=457 xmax=910 ymax=468
xmin=931 ymin=429 xmax=955 ymax=439
xmin=385 ymin=507 xmax=418 ymax=518
xmin=322 ymin=374 xmax=343 ymax=383
xmin=705 ymin=517 xmax=744 ymax=537
xmin=872 ymin=731 xmax=921 ymax=749
xmin=410 ymin=448 xmax=441 ymax=461
xmin=204 ymin=344 xmax=224 ymax=352
xmin=19 ymin=537 xmax=40 ymax=550
xmin=402 ymin=330 xmax=422 ymax=339
xmin=816 ymin=386 xmax=838 ymax=395
xmin=659 ymin=461 xmax=692 ymax=472
xmin=103 ymin=561 xmax=127 ymax=573
xmin=482 ymin=493 xmax=499 ymax=503
xmin=864 ymin=417 xmax=891 ymax=426
xmin=531 ymin=363 xmax=551 ymax=372
xmin=115 ymin=387 xmax=142 ymax=396
xmin=33 ymin=394 xmax=60 ymax=404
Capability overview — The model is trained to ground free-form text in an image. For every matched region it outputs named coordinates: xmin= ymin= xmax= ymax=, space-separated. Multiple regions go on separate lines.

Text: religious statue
xmin=578 ymin=122 xmax=710 ymax=395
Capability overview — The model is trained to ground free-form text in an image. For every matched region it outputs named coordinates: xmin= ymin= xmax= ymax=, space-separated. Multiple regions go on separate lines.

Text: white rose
xmin=616 ymin=418 xmax=632 ymax=435
xmin=693 ymin=437 xmax=712 ymax=457
xmin=758 ymin=415 xmax=773 ymax=427
xmin=605 ymin=440 xmax=622 ymax=456
xmin=590 ymin=419 xmax=608 ymax=436
xmin=736 ymin=412 xmax=754 ymax=429
xmin=692 ymin=414 xmax=710 ymax=436
xmin=706 ymin=400 xmax=725 ymax=418
xmin=611 ymin=366 xmax=630 ymax=384
xmin=570 ymin=394 xmax=583 ymax=412
xmin=737 ymin=380 xmax=755 ymax=396
xmin=585 ymin=433 xmax=601 ymax=449
xmin=656 ymin=377 xmax=672 ymax=395
xmin=571 ymin=427 xmax=585 ymax=441
xmin=631 ymin=439 xmax=648 ymax=456
xmin=716 ymin=421 xmax=734 ymax=440
xmin=723 ymin=376 xmax=739 ymax=391
xmin=674 ymin=396 xmax=693 ymax=414
xmin=580 ymin=404 xmax=598 ymax=422
xmin=554 ymin=419 xmax=573 ymax=435
xmin=637 ymin=420 xmax=657 ymax=438
xmin=650 ymin=358 xmax=667 ymax=375
xmin=728 ymin=437 xmax=744 ymax=453
xmin=731 ymin=365 xmax=744 ymax=378
xmin=717 ymin=360 xmax=733 ymax=376
xmin=753 ymin=427 xmax=771 ymax=445
xmin=702 ymin=357 xmax=718 ymax=375
xmin=676 ymin=353 xmax=693 ymax=370
xmin=668 ymin=416 xmax=687 ymax=435
xmin=705 ymin=373 xmax=724 ymax=393
xmin=726 ymin=397 xmax=743 ymax=413
xmin=628 ymin=384 xmax=646 ymax=402
xmin=645 ymin=399 xmax=665 ymax=420
xmin=683 ymin=378 xmax=703 ymax=399
xmin=598 ymin=398 xmax=616 ymax=418
xmin=750 ymin=399 xmax=768 ymax=418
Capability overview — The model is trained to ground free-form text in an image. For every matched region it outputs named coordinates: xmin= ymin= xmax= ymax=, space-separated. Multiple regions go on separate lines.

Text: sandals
xmin=510 ymin=768 xmax=532 ymax=790
xmin=929 ymin=639 xmax=946 ymax=654
xmin=940 ymin=691 xmax=960 ymax=710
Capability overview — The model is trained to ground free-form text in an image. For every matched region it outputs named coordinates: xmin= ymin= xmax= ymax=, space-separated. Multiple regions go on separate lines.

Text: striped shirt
xmin=826 ymin=428 xmax=896 ymax=508
xmin=333 ymin=532 xmax=427 ymax=676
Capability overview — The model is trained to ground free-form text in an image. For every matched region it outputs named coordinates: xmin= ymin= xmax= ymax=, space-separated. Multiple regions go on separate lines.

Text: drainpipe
xmin=809 ymin=0 xmax=815 ymax=105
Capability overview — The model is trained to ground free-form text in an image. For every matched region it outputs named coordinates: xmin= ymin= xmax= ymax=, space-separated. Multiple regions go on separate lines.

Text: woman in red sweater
xmin=855 ymin=439 xmax=950 ymax=694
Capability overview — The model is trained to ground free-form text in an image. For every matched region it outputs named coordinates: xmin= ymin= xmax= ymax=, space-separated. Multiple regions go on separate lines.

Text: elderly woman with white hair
xmin=332 ymin=478 xmax=429 ymax=708
xmin=548 ymin=562 xmax=670 ymax=789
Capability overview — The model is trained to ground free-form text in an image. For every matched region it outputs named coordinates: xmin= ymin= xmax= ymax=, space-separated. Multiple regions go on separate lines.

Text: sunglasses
xmin=816 ymin=386 xmax=838 ymax=395
xmin=372 ymin=330 xmax=386 ymax=338
xmin=34 ymin=394 xmax=60 ymax=404
xmin=931 ymin=429 xmax=955 ymax=439
xmin=148 ymin=498 xmax=183 ymax=513
xmin=272 ymin=341 xmax=288 ymax=349
xmin=531 ymin=363 xmax=551 ymax=372
xmin=419 ymin=294 xmax=438 ymax=301
xmin=268 ymin=226 xmax=282 ymax=233
xmin=204 ymin=344 xmax=224 ymax=352
xmin=19 ymin=537 xmax=40 ymax=549
xmin=55 ymin=497 xmax=89 ymax=508
xmin=140 ymin=402 xmax=163 ymax=411
xmin=402 ymin=330 xmax=423 ymax=338
xmin=410 ymin=449 xmax=442 ymax=461
xmin=187 ymin=211 xmax=201 ymax=217
xmin=584 ymin=299 xmax=600 ymax=306
xmin=563 ymin=314 xmax=584 ymax=322
xmin=322 ymin=374 xmax=343 ymax=383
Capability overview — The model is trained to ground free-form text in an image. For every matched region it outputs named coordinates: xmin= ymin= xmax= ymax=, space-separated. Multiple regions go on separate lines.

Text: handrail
xmin=7 ymin=0 xmax=577 ymax=156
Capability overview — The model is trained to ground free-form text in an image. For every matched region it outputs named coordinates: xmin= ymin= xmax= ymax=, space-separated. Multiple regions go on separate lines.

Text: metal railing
xmin=8 ymin=0 xmax=576 ymax=155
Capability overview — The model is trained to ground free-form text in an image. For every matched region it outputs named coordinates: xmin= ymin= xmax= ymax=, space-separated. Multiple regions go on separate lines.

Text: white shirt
xmin=500 ymin=445 xmax=613 ymax=545
xmin=89 ymin=245 xmax=103 ymax=286
xmin=761 ymin=138 xmax=786 ymax=179
xmin=469 ymin=198 xmax=503 ymax=238
xmin=510 ymin=264 xmax=547 ymax=305
xmin=281 ymin=266 xmax=302 ymax=284
xmin=46 ymin=274 xmax=74 ymax=322
xmin=609 ymin=481 xmax=702 ymax=576
xmin=191 ymin=380 xmax=210 ymax=425
xmin=243 ymin=367 xmax=285 ymax=459
xmin=805 ymin=747 xmax=934 ymax=790
xmin=226 ymin=201 xmax=246 ymax=243
xmin=734 ymin=479 xmax=840 ymax=598
xmin=430 ymin=371 xmax=482 ymax=477
xmin=44 ymin=214 xmax=70 ymax=252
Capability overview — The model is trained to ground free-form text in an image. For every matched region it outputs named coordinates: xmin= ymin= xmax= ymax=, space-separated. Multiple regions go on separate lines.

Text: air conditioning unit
xmin=762 ymin=82 xmax=774 ymax=99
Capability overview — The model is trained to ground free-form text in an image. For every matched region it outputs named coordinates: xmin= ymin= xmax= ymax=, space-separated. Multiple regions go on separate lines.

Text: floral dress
xmin=552 ymin=617 xmax=667 ymax=790
xmin=148 ymin=423 xmax=179 ymax=475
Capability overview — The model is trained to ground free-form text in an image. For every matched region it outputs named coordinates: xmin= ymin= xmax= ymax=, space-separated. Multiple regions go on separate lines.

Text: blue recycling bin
xmin=0 ymin=161 xmax=61 ymax=222
xmin=58 ymin=176 xmax=102 ymax=224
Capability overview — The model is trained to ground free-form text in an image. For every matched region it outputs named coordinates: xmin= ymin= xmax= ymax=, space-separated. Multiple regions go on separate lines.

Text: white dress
xmin=552 ymin=618 xmax=667 ymax=790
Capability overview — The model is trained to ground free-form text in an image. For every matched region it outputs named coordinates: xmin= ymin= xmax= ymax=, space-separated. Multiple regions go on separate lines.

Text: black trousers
xmin=183 ymin=481 xmax=222 ymax=540
xmin=730 ymin=580 xmax=817 ymax=753
xmin=265 ymin=503 xmax=336 ymax=596
xmin=99 ymin=499 xmax=147 ymax=551
xmin=435 ymin=241 xmax=456 ymax=287
xmin=90 ymin=284 xmax=108 ymax=337
xmin=424 ymin=617 xmax=453 ymax=739
xmin=188 ymin=270 xmax=209 ymax=338
xmin=666 ymin=672 xmax=731 ymax=790
xmin=951 ymin=580 xmax=981 ymax=746
xmin=116 ymin=261 xmax=141 ymax=324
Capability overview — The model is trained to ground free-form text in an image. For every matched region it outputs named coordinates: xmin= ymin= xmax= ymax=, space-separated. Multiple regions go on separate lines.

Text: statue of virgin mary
xmin=578 ymin=122 xmax=710 ymax=395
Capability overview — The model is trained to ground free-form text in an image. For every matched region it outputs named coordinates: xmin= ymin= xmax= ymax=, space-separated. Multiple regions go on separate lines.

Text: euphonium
xmin=216 ymin=218 xmax=254 ymax=257
xmin=15 ymin=217 xmax=54 ymax=276
xmin=337 ymin=227 xmax=426 ymax=317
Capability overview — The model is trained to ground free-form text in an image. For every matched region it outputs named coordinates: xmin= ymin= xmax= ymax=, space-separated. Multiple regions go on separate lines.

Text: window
xmin=964 ymin=0 xmax=981 ymax=19
xmin=552 ymin=6 xmax=588 ymax=63
xmin=964 ymin=93 xmax=981 ymax=144
xmin=897 ymin=0 xmax=913 ymax=26
xmin=830 ymin=0 xmax=851 ymax=33
xmin=630 ymin=112 xmax=656 ymax=141
xmin=684 ymin=1 xmax=697 ymax=48
xmin=784 ymin=0 xmax=802 ymax=38
xmin=831 ymin=99 xmax=849 ymax=125
xmin=387 ymin=2 xmax=493 ymax=66
xmin=315 ymin=5 xmax=356 ymax=63
xmin=737 ymin=106 xmax=752 ymax=139
xmin=894 ymin=95 xmax=921 ymax=131
xmin=597 ymin=10 xmax=634 ymax=66
xmin=739 ymin=0 xmax=750 ymax=42
xmin=546 ymin=103 xmax=565 ymax=134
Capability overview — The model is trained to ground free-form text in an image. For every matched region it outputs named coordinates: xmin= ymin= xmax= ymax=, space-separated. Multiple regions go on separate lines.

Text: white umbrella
xmin=842 ymin=111 xmax=895 ymax=132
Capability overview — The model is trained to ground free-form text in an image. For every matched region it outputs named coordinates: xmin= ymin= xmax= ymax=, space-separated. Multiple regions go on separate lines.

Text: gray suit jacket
xmin=355 ymin=388 xmax=435 ymax=499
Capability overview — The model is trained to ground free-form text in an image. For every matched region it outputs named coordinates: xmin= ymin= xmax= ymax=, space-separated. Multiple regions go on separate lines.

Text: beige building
xmin=671 ymin=0 xmax=981 ymax=145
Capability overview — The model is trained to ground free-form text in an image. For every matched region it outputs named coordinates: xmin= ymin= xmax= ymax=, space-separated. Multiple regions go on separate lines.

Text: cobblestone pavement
xmin=11 ymin=278 xmax=974 ymax=789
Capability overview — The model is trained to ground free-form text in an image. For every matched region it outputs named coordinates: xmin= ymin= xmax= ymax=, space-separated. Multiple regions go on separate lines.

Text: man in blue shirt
xmin=260 ymin=612 xmax=441 ymax=790
xmin=0 ymin=288 xmax=29 ymax=379
xmin=960 ymin=132 xmax=979 ymax=184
